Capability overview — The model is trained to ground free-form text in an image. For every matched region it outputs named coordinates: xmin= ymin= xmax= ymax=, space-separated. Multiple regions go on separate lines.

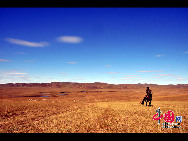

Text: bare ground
xmin=0 ymin=86 xmax=187 ymax=133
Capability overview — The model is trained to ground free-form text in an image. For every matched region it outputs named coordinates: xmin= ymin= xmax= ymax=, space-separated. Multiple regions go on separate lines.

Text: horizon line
xmin=0 ymin=81 xmax=187 ymax=85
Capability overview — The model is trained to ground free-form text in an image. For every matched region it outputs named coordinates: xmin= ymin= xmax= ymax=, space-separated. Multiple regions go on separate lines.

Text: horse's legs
xmin=141 ymin=97 xmax=145 ymax=105
xmin=149 ymin=100 xmax=151 ymax=106
xmin=146 ymin=99 xmax=147 ymax=106
xmin=141 ymin=99 xmax=144 ymax=105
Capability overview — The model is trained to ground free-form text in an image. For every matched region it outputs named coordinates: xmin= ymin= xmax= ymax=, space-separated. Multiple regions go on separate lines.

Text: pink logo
xmin=153 ymin=109 xmax=174 ymax=123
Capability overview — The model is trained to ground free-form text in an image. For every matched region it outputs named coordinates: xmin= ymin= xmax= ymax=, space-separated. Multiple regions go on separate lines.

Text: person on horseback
xmin=141 ymin=87 xmax=152 ymax=106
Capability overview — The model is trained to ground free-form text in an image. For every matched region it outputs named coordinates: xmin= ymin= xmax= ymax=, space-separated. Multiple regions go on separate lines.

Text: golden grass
xmin=0 ymin=87 xmax=188 ymax=133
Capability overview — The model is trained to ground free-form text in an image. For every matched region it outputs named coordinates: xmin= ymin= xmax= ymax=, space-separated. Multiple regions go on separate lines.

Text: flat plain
xmin=0 ymin=85 xmax=188 ymax=133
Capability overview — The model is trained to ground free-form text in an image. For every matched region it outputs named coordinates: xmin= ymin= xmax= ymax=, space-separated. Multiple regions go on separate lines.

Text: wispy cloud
xmin=176 ymin=77 xmax=188 ymax=81
xmin=0 ymin=69 xmax=32 ymax=83
xmin=155 ymin=74 xmax=175 ymax=76
xmin=3 ymin=72 xmax=28 ymax=75
xmin=13 ymin=75 xmax=29 ymax=78
xmin=5 ymin=38 xmax=49 ymax=47
xmin=56 ymin=36 xmax=83 ymax=43
xmin=123 ymin=75 xmax=137 ymax=76
xmin=1 ymin=69 xmax=27 ymax=75
xmin=74 ymin=77 xmax=83 ymax=78
xmin=106 ymin=72 xmax=119 ymax=73
xmin=0 ymin=69 xmax=24 ymax=72
xmin=59 ymin=73 xmax=67 ymax=75
xmin=137 ymin=71 xmax=162 ymax=72
xmin=0 ymin=59 xmax=11 ymax=62
xmin=155 ymin=54 xmax=165 ymax=57
xmin=183 ymin=51 xmax=188 ymax=54
xmin=65 ymin=62 xmax=80 ymax=64
xmin=59 ymin=73 xmax=67 ymax=77
xmin=25 ymin=60 xmax=35 ymax=63
xmin=105 ymin=65 xmax=111 ymax=67
xmin=150 ymin=77 xmax=163 ymax=79
xmin=122 ymin=76 xmax=141 ymax=78
xmin=119 ymin=78 xmax=134 ymax=80
xmin=110 ymin=78 xmax=116 ymax=79
xmin=14 ymin=52 xmax=26 ymax=55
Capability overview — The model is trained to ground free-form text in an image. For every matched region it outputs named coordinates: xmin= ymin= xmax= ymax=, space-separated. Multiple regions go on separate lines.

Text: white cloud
xmin=119 ymin=78 xmax=134 ymax=80
xmin=65 ymin=62 xmax=80 ymax=64
xmin=4 ymin=72 xmax=28 ymax=75
xmin=0 ymin=69 xmax=24 ymax=72
xmin=0 ymin=59 xmax=11 ymax=62
xmin=13 ymin=76 xmax=29 ymax=78
xmin=1 ymin=69 xmax=28 ymax=75
xmin=137 ymin=71 xmax=162 ymax=72
xmin=122 ymin=77 xmax=141 ymax=78
xmin=155 ymin=54 xmax=165 ymax=57
xmin=150 ymin=77 xmax=163 ymax=79
xmin=57 ymin=36 xmax=83 ymax=43
xmin=59 ymin=73 xmax=67 ymax=75
xmin=155 ymin=74 xmax=175 ymax=76
xmin=106 ymin=72 xmax=119 ymax=73
xmin=5 ymin=38 xmax=49 ymax=47
xmin=15 ymin=52 xmax=26 ymax=55
xmin=0 ymin=69 xmax=31 ymax=83
xmin=25 ymin=60 xmax=35 ymax=63
xmin=176 ymin=77 xmax=188 ymax=81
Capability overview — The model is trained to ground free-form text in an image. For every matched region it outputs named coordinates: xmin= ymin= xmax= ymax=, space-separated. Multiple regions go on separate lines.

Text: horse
xmin=141 ymin=93 xmax=152 ymax=106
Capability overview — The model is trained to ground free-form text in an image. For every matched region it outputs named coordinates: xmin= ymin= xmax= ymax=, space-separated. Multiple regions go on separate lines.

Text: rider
xmin=141 ymin=87 xmax=152 ymax=106
xmin=146 ymin=87 xmax=152 ymax=98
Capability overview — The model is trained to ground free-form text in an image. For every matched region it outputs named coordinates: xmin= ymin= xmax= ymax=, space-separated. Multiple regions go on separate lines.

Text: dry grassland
xmin=0 ymin=86 xmax=188 ymax=133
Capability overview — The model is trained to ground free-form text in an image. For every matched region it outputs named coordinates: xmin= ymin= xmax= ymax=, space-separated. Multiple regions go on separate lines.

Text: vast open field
xmin=0 ymin=85 xmax=188 ymax=133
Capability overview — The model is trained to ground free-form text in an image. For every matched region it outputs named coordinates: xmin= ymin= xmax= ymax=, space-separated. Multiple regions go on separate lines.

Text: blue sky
xmin=0 ymin=8 xmax=188 ymax=84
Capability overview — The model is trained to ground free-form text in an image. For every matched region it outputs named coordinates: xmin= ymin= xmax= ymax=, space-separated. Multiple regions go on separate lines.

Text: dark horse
xmin=141 ymin=87 xmax=152 ymax=106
